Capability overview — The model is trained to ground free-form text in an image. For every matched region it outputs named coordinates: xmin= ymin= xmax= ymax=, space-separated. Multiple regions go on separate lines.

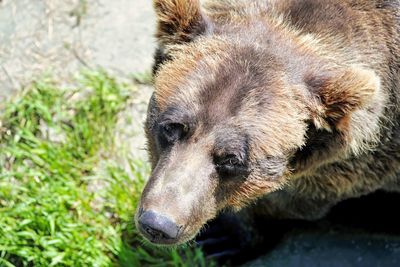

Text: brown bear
xmin=135 ymin=0 xmax=400 ymax=256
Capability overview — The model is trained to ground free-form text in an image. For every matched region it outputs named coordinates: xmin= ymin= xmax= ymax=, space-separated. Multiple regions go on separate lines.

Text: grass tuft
xmin=0 ymin=71 xmax=212 ymax=267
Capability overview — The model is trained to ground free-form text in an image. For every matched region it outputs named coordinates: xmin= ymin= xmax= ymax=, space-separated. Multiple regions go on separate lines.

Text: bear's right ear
xmin=153 ymin=0 xmax=211 ymax=46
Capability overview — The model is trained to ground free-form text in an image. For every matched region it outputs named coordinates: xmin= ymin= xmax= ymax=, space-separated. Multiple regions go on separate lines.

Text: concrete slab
xmin=0 ymin=0 xmax=156 ymax=103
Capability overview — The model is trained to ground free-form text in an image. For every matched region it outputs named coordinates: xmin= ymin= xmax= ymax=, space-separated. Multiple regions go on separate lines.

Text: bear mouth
xmin=138 ymin=223 xmax=181 ymax=245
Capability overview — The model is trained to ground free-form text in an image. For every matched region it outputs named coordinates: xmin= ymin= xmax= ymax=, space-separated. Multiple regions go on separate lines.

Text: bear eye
xmin=214 ymin=154 xmax=247 ymax=177
xmin=159 ymin=122 xmax=187 ymax=145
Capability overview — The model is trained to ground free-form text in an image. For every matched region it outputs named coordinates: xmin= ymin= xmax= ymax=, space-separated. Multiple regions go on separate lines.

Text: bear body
xmin=136 ymin=0 xmax=400 ymax=250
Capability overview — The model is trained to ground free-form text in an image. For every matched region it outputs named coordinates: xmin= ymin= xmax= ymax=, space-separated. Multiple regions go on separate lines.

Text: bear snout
xmin=137 ymin=209 xmax=182 ymax=244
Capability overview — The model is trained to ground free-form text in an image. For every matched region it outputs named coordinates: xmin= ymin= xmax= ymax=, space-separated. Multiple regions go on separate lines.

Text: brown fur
xmin=136 ymin=0 xmax=400 ymax=245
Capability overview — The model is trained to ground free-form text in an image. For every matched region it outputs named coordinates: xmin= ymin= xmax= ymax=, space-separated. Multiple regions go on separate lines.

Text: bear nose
xmin=138 ymin=210 xmax=180 ymax=242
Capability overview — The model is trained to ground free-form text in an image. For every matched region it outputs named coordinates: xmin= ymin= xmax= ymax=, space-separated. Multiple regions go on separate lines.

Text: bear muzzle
xmin=137 ymin=209 xmax=182 ymax=244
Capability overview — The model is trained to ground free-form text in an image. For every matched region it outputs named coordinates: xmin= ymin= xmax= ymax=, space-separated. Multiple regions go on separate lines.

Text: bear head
xmin=135 ymin=0 xmax=381 ymax=245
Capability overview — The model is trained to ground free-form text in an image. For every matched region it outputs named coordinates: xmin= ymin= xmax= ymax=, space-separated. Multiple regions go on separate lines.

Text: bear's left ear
xmin=153 ymin=0 xmax=212 ymax=46
xmin=306 ymin=67 xmax=380 ymax=132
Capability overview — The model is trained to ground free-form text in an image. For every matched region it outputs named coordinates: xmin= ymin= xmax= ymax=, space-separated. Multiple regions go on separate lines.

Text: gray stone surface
xmin=0 ymin=0 xmax=156 ymax=103
xmin=243 ymin=231 xmax=400 ymax=267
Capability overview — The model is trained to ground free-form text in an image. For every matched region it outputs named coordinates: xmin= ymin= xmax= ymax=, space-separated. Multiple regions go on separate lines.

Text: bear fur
xmin=136 ymin=0 xmax=400 ymax=248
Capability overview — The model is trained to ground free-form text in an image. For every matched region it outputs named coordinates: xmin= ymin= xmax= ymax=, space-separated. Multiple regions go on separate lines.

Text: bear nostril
xmin=138 ymin=210 xmax=180 ymax=242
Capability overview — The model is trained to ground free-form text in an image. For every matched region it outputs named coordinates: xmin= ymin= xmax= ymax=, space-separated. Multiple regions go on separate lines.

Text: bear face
xmin=138 ymin=41 xmax=307 ymax=245
xmin=135 ymin=0 xmax=382 ymax=246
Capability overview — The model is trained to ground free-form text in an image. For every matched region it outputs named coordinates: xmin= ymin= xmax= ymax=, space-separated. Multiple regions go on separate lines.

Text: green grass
xmin=0 ymin=71 xmax=212 ymax=267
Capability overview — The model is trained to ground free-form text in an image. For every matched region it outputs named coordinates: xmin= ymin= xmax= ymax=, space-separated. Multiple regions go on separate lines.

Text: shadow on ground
xmin=243 ymin=191 xmax=400 ymax=267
